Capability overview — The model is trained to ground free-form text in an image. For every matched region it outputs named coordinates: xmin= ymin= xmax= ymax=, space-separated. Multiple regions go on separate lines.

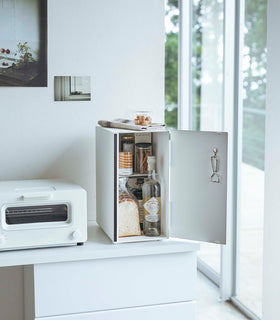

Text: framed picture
xmin=54 ymin=76 xmax=91 ymax=102
xmin=0 ymin=0 xmax=47 ymax=87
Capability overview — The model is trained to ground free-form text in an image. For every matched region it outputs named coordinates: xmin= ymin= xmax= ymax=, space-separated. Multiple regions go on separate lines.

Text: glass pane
xmin=238 ymin=0 xmax=267 ymax=317
xmin=6 ymin=204 xmax=68 ymax=224
xmin=70 ymin=76 xmax=91 ymax=95
xmin=192 ymin=0 xmax=224 ymax=275
xmin=165 ymin=0 xmax=179 ymax=129
xmin=192 ymin=0 xmax=224 ymax=132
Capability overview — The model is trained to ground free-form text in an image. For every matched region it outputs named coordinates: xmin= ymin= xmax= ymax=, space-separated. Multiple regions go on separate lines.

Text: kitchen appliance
xmin=0 ymin=179 xmax=87 ymax=251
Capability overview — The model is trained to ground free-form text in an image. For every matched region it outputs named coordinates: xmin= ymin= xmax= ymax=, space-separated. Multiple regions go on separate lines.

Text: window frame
xmin=59 ymin=76 xmax=91 ymax=101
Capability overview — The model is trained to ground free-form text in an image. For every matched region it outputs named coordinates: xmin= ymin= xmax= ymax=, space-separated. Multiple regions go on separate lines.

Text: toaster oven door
xmin=4 ymin=204 xmax=68 ymax=226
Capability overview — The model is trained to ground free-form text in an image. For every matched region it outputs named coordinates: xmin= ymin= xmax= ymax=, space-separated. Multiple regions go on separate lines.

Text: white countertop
xmin=0 ymin=222 xmax=200 ymax=268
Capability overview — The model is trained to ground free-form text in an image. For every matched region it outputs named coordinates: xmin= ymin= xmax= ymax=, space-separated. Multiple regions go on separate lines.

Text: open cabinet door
xmin=170 ymin=130 xmax=228 ymax=244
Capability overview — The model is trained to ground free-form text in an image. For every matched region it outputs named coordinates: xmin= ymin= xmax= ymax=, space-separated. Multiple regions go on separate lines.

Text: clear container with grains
xmin=135 ymin=143 xmax=152 ymax=174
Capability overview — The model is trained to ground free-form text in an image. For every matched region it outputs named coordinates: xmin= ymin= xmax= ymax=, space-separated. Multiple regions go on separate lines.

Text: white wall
xmin=0 ymin=0 xmax=165 ymax=319
xmin=263 ymin=1 xmax=280 ymax=319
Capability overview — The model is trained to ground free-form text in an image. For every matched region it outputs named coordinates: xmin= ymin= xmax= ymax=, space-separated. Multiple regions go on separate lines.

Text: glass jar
xmin=119 ymin=152 xmax=133 ymax=175
xmin=121 ymin=135 xmax=134 ymax=152
xmin=121 ymin=135 xmax=135 ymax=171
xmin=135 ymin=143 xmax=152 ymax=174
xmin=134 ymin=111 xmax=152 ymax=126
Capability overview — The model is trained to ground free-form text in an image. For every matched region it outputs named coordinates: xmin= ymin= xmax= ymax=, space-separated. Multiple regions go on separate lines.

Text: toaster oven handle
xmin=21 ymin=193 xmax=53 ymax=201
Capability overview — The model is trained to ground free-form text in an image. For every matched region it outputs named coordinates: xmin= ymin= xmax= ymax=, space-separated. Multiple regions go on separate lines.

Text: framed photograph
xmin=54 ymin=76 xmax=91 ymax=102
xmin=0 ymin=0 xmax=47 ymax=87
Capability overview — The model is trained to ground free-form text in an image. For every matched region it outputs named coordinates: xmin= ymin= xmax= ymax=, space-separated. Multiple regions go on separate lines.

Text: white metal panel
xmin=153 ymin=131 xmax=170 ymax=238
xmin=96 ymin=127 xmax=117 ymax=242
xmin=220 ymin=0 xmax=241 ymax=301
xmin=33 ymin=252 xmax=196 ymax=317
xmin=34 ymin=302 xmax=195 ymax=320
xmin=170 ymin=130 xmax=228 ymax=244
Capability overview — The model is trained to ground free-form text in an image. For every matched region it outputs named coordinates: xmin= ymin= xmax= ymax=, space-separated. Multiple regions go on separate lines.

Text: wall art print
xmin=54 ymin=76 xmax=91 ymax=102
xmin=0 ymin=0 xmax=47 ymax=87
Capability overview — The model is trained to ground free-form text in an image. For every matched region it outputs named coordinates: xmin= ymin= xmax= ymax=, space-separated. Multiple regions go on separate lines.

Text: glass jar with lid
xmin=121 ymin=135 xmax=135 ymax=171
xmin=135 ymin=143 xmax=152 ymax=174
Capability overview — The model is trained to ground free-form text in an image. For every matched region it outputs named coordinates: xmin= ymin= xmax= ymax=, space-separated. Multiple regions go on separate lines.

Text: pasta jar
xmin=121 ymin=135 xmax=135 ymax=170
xmin=119 ymin=152 xmax=133 ymax=175
xmin=135 ymin=143 xmax=152 ymax=174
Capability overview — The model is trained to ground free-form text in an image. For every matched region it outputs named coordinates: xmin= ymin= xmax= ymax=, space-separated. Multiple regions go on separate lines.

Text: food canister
xmin=134 ymin=111 xmax=152 ymax=126
xmin=119 ymin=152 xmax=133 ymax=175
xmin=135 ymin=143 xmax=152 ymax=174
xmin=121 ymin=135 xmax=135 ymax=171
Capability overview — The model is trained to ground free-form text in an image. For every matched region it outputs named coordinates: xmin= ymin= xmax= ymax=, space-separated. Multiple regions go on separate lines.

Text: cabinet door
xmin=170 ymin=130 xmax=228 ymax=244
xmin=96 ymin=126 xmax=117 ymax=242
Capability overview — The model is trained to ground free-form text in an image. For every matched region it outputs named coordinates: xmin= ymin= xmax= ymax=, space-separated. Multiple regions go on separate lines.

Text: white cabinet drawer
xmin=35 ymin=301 xmax=196 ymax=320
xmin=33 ymin=252 xmax=196 ymax=317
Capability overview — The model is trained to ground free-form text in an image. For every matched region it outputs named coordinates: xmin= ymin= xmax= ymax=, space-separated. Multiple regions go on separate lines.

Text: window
xmin=70 ymin=76 xmax=91 ymax=96
xmin=165 ymin=0 xmax=267 ymax=318
xmin=165 ymin=0 xmax=179 ymax=129
xmin=165 ymin=0 xmax=223 ymax=281
xmin=191 ymin=0 xmax=224 ymax=279
xmin=236 ymin=0 xmax=267 ymax=317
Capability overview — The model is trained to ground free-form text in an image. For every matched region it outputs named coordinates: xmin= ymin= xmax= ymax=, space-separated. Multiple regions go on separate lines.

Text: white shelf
xmin=119 ymin=173 xmax=148 ymax=178
xmin=99 ymin=126 xmax=167 ymax=134
xmin=0 ymin=222 xmax=200 ymax=268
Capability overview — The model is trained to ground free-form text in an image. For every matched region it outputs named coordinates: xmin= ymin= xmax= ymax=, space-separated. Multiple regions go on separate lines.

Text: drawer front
xmin=34 ymin=252 xmax=196 ymax=317
xmin=35 ymin=301 xmax=196 ymax=320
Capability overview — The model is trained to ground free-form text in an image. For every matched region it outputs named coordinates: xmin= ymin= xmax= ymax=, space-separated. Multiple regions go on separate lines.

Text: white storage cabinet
xmin=96 ymin=126 xmax=228 ymax=244
xmin=19 ymin=224 xmax=199 ymax=320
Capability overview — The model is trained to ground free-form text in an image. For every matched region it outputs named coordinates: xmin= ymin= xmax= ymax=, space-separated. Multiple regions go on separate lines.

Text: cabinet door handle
xmin=21 ymin=193 xmax=52 ymax=201
xmin=211 ymin=147 xmax=220 ymax=183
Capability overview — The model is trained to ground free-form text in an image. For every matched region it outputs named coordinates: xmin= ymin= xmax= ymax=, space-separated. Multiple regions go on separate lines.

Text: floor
xmin=197 ymin=271 xmax=249 ymax=320
xmin=198 ymin=163 xmax=264 ymax=318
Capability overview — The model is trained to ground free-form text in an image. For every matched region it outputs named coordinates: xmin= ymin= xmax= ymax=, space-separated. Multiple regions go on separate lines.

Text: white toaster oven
xmin=0 ymin=179 xmax=87 ymax=251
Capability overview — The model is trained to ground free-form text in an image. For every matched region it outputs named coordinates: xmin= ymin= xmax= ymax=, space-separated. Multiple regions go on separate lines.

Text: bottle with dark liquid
xmin=130 ymin=178 xmax=144 ymax=231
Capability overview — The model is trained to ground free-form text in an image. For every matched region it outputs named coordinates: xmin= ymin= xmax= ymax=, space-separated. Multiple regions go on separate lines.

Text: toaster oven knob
xmin=0 ymin=234 xmax=6 ymax=244
xmin=71 ymin=229 xmax=82 ymax=240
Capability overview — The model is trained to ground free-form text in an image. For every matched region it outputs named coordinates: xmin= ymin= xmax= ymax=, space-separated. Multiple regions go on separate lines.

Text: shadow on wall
xmin=39 ymin=135 xmax=95 ymax=217
xmin=40 ymin=136 xmax=93 ymax=184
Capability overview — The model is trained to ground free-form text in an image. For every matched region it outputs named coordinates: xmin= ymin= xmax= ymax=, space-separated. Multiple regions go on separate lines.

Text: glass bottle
xmin=129 ymin=177 xmax=144 ymax=231
xmin=142 ymin=156 xmax=161 ymax=236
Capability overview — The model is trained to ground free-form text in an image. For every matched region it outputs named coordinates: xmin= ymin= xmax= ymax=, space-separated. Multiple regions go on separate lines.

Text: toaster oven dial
xmin=71 ymin=229 xmax=82 ymax=240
